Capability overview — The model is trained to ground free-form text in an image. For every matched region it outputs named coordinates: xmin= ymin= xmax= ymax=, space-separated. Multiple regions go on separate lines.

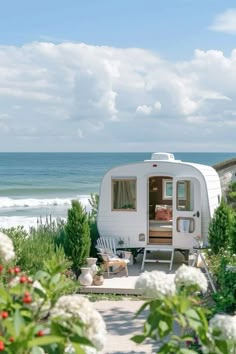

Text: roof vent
xmin=151 ymin=152 xmax=175 ymax=161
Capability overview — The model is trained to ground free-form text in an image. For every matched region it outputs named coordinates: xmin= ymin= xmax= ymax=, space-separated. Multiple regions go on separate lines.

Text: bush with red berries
xmin=0 ymin=247 xmax=101 ymax=354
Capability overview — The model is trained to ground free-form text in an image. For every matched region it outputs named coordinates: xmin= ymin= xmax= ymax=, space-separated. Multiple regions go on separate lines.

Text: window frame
xmin=162 ymin=179 xmax=173 ymax=200
xmin=111 ymin=177 xmax=137 ymax=211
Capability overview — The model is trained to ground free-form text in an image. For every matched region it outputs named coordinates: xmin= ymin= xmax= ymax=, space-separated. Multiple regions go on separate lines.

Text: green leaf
xmin=31 ymin=347 xmax=45 ymax=354
xmin=215 ymin=339 xmax=229 ymax=354
xmin=0 ymin=287 xmax=10 ymax=303
xmin=50 ymin=273 xmax=61 ymax=286
xmin=14 ymin=309 xmax=25 ymax=336
xmin=179 ymin=349 xmax=198 ymax=354
xmin=135 ymin=301 xmax=150 ymax=317
xmin=34 ymin=270 xmax=50 ymax=280
xmin=71 ymin=342 xmax=86 ymax=354
xmin=28 ymin=335 xmax=64 ymax=348
xmin=158 ymin=320 xmax=170 ymax=338
xmin=131 ymin=334 xmax=146 ymax=344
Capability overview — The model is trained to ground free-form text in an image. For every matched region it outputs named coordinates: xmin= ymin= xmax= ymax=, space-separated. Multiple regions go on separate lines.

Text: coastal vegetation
xmin=0 ymin=191 xmax=236 ymax=352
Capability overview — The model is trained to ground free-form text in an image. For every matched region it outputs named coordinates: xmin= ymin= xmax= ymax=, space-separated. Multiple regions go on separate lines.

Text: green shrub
xmin=64 ymin=200 xmax=91 ymax=275
xmin=208 ymin=200 xmax=231 ymax=254
xmin=210 ymin=250 xmax=236 ymax=313
xmin=2 ymin=223 xmax=68 ymax=275
xmin=226 ymin=181 xmax=236 ymax=209
xmin=230 ymin=213 xmax=236 ymax=253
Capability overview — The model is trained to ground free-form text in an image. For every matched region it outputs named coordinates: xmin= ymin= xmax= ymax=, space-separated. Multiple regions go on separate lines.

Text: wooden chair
xmin=97 ymin=253 xmax=129 ymax=277
xmin=96 ymin=237 xmax=131 ymax=277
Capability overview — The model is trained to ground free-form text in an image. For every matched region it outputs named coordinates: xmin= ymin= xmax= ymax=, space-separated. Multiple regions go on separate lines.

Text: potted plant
xmin=93 ymin=266 xmax=104 ymax=286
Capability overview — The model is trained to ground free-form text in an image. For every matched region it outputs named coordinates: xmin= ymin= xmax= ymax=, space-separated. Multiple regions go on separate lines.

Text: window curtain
xmin=113 ymin=180 xmax=136 ymax=209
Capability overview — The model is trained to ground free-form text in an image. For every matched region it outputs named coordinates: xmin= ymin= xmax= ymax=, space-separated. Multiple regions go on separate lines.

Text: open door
xmin=172 ymin=177 xmax=201 ymax=249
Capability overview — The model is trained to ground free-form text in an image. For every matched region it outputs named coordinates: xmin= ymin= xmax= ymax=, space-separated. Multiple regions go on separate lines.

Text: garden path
xmin=94 ymin=300 xmax=159 ymax=354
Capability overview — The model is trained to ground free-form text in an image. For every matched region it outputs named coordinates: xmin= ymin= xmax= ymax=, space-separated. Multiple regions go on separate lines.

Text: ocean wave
xmin=0 ymin=216 xmax=65 ymax=230
xmin=0 ymin=195 xmax=91 ymax=209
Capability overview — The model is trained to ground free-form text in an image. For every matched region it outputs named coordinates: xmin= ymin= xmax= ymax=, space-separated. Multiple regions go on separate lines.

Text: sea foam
xmin=0 ymin=195 xmax=90 ymax=209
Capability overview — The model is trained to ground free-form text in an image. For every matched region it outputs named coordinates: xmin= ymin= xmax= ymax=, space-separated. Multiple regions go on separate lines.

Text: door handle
xmin=193 ymin=211 xmax=200 ymax=218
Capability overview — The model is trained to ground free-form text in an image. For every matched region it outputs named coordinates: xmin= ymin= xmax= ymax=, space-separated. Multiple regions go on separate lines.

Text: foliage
xmin=64 ymin=200 xmax=91 ymax=274
xmin=88 ymin=193 xmax=99 ymax=220
xmin=132 ymin=268 xmax=236 ymax=354
xmin=0 ymin=256 xmax=92 ymax=354
xmin=230 ymin=213 xmax=236 ymax=254
xmin=88 ymin=219 xmax=100 ymax=258
xmin=226 ymin=181 xmax=236 ymax=209
xmin=208 ymin=249 xmax=236 ymax=313
xmin=208 ymin=200 xmax=231 ymax=254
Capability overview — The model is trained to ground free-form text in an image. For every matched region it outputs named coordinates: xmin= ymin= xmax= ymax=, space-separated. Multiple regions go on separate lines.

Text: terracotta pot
xmin=93 ymin=274 xmax=104 ymax=286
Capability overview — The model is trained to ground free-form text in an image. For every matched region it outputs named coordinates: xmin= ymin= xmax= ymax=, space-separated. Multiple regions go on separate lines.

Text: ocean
xmin=0 ymin=152 xmax=235 ymax=229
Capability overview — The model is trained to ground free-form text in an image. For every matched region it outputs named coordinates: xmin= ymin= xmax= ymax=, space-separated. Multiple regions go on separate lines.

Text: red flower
xmin=23 ymin=291 xmax=32 ymax=304
xmin=0 ymin=341 xmax=4 ymax=351
xmin=8 ymin=268 xmax=14 ymax=274
xmin=37 ymin=330 xmax=44 ymax=337
xmin=20 ymin=275 xmax=28 ymax=283
xmin=0 ymin=265 xmax=3 ymax=273
xmin=14 ymin=266 xmax=21 ymax=274
xmin=1 ymin=311 xmax=8 ymax=319
xmin=9 ymin=337 xmax=14 ymax=342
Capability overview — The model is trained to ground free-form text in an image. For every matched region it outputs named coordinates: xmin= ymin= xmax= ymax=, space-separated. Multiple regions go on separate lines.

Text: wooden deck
xmin=79 ymin=251 xmax=186 ymax=295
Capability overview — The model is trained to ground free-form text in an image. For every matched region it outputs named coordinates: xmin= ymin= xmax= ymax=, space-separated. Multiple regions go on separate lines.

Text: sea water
xmin=0 ymin=152 xmax=235 ymax=229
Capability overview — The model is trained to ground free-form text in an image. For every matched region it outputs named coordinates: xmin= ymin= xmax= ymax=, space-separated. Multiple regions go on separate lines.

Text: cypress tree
xmin=64 ymin=200 xmax=91 ymax=274
xmin=208 ymin=200 xmax=231 ymax=254
xmin=230 ymin=214 xmax=236 ymax=254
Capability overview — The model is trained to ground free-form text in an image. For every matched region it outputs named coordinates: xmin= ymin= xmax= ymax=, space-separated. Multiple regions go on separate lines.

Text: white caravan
xmin=97 ymin=152 xmax=221 ymax=256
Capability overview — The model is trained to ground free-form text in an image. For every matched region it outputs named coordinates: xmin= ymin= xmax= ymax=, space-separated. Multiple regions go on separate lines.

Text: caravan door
xmin=172 ymin=177 xmax=201 ymax=249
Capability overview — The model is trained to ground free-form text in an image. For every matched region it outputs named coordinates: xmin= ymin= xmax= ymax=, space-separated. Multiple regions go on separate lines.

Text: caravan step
xmin=141 ymin=246 xmax=175 ymax=271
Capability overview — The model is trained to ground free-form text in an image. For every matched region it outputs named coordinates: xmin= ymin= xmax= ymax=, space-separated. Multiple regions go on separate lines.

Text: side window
xmin=112 ymin=178 xmax=136 ymax=211
xmin=176 ymin=180 xmax=194 ymax=211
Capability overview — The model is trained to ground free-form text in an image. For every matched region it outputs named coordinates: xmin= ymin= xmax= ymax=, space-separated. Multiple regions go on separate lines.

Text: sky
xmin=1 ymin=0 xmax=236 ymax=152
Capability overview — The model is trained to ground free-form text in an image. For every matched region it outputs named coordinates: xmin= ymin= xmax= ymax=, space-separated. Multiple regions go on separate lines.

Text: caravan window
xmin=112 ymin=178 xmax=136 ymax=211
xmin=176 ymin=180 xmax=194 ymax=211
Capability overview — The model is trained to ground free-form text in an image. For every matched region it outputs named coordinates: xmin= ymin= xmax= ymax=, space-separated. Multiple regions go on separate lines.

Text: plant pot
xmin=93 ymin=274 xmax=104 ymax=286
xmin=78 ymin=267 xmax=93 ymax=286
xmin=86 ymin=257 xmax=98 ymax=277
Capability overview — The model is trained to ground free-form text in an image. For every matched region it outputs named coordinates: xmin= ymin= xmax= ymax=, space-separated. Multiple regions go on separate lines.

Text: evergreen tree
xmin=230 ymin=213 xmax=236 ymax=254
xmin=208 ymin=200 xmax=231 ymax=254
xmin=226 ymin=181 xmax=236 ymax=209
xmin=64 ymin=200 xmax=91 ymax=274
xmin=88 ymin=193 xmax=100 ymax=257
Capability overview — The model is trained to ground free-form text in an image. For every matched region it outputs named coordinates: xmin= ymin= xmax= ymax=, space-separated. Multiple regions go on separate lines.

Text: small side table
xmin=190 ymin=246 xmax=216 ymax=293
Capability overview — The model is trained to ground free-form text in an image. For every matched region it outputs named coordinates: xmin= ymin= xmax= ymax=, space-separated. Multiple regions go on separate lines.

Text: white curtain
xmin=113 ymin=180 xmax=136 ymax=209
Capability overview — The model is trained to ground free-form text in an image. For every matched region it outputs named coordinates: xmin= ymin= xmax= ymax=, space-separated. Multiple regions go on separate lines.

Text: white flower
xmin=135 ymin=271 xmax=176 ymax=298
xmin=0 ymin=232 xmax=15 ymax=263
xmin=51 ymin=295 xmax=106 ymax=353
xmin=174 ymin=264 xmax=208 ymax=293
xmin=209 ymin=314 xmax=236 ymax=342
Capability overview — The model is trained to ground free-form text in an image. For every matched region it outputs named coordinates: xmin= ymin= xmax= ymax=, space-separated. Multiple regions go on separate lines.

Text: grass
xmin=85 ymin=293 xmax=145 ymax=302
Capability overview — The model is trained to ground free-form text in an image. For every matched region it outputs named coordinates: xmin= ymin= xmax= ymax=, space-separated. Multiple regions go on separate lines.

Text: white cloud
xmin=136 ymin=105 xmax=152 ymax=115
xmin=0 ymin=42 xmax=236 ymax=151
xmin=209 ymin=9 xmax=236 ymax=34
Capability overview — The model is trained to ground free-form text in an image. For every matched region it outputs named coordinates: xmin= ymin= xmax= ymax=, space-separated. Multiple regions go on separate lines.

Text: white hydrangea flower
xmin=51 ymin=295 xmax=106 ymax=353
xmin=174 ymin=264 xmax=208 ymax=293
xmin=209 ymin=314 xmax=236 ymax=342
xmin=0 ymin=232 xmax=15 ymax=263
xmin=135 ymin=271 xmax=176 ymax=298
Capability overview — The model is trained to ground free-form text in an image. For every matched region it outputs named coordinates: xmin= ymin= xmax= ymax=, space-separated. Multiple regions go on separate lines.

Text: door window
xmin=176 ymin=180 xmax=194 ymax=211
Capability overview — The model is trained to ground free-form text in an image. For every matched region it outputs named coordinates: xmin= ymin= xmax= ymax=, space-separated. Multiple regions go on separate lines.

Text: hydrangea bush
xmin=0 ymin=232 xmax=106 ymax=354
xmin=133 ymin=265 xmax=236 ymax=354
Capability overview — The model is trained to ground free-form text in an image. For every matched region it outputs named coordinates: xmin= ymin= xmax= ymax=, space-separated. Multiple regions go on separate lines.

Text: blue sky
xmin=1 ymin=0 xmax=236 ymax=58
xmin=0 ymin=1 xmax=236 ymax=151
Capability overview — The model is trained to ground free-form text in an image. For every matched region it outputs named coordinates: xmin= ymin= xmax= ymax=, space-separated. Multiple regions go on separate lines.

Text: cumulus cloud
xmin=0 ymin=42 xmax=236 ymax=151
xmin=209 ymin=9 xmax=236 ymax=34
